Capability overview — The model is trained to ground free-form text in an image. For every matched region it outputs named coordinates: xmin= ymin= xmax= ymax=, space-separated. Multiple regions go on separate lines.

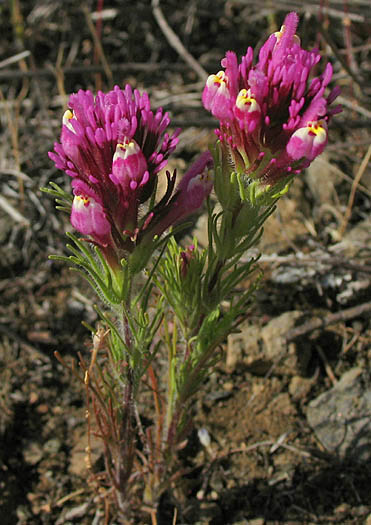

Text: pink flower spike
xmin=49 ymin=84 xmax=181 ymax=258
xmin=201 ymin=10 xmax=340 ymax=186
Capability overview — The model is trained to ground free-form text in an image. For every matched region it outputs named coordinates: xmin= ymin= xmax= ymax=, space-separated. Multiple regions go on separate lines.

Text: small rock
xmin=36 ymin=403 xmax=49 ymax=414
xmin=289 ymin=375 xmax=313 ymax=401
xmin=204 ymin=390 xmax=232 ymax=403
xmin=226 ymin=324 xmax=260 ymax=373
xmin=198 ymin=428 xmax=211 ymax=449
xmin=261 ymin=311 xmax=311 ymax=375
xmin=227 ymin=311 xmax=311 ymax=376
xmin=44 ymin=438 xmax=61 ymax=454
xmin=16 ymin=505 xmax=32 ymax=521
xmin=271 ymin=265 xmax=316 ymax=286
xmin=306 ymin=367 xmax=371 ymax=461
xmin=334 ymin=503 xmax=351 ymax=515
xmin=354 ymin=505 xmax=370 ymax=517
xmin=332 ymin=217 xmax=371 ymax=257
xmin=209 ymin=468 xmax=224 ymax=492
xmin=23 ymin=442 xmax=43 ymax=465
xmin=306 ymin=154 xmax=338 ymax=209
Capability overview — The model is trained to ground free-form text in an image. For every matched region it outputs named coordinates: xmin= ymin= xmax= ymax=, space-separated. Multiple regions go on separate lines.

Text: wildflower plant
xmin=44 ymin=12 xmax=340 ymax=522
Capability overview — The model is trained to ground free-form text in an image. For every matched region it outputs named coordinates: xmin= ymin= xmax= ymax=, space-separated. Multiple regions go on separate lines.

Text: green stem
xmin=164 ymin=317 xmax=177 ymax=442
xmin=113 ymin=286 xmax=139 ymax=515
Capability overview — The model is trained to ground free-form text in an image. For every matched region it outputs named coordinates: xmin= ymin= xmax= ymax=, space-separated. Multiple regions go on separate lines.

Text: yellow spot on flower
xmin=306 ymin=120 xmax=327 ymax=141
xmin=236 ymin=89 xmax=260 ymax=113
xmin=207 ymin=70 xmax=228 ymax=88
xmin=63 ymin=109 xmax=76 ymax=132
xmin=114 ymin=140 xmax=140 ymax=161
xmin=75 ymin=194 xmax=90 ymax=207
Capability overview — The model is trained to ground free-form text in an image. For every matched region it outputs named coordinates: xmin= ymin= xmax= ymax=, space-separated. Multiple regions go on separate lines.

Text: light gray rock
xmin=306 ymin=367 xmax=371 ymax=462
xmin=332 ymin=216 xmax=371 ymax=256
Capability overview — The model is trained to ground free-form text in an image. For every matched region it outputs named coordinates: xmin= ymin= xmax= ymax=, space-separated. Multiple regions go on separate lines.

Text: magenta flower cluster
xmin=49 ymin=85 xmax=212 ymax=260
xmin=202 ymin=12 xmax=341 ymax=186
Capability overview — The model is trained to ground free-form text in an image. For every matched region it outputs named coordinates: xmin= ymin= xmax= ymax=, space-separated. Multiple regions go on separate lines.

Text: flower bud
xmin=234 ymin=89 xmax=261 ymax=133
xmin=180 ymin=245 xmax=195 ymax=278
xmin=286 ymin=120 xmax=328 ymax=161
xmin=202 ymin=71 xmax=233 ymax=120
xmin=71 ymin=182 xmax=111 ymax=246
xmin=111 ymin=140 xmax=149 ymax=190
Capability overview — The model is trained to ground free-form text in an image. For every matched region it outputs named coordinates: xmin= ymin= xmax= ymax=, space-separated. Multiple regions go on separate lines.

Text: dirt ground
xmin=0 ymin=1 xmax=370 ymax=524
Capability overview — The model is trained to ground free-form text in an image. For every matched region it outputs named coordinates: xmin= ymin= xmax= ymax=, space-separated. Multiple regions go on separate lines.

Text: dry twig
xmin=317 ymin=24 xmax=364 ymax=93
xmin=151 ymin=0 xmax=208 ymax=82
xmin=82 ymin=4 xmax=113 ymax=86
xmin=284 ymin=302 xmax=371 ymax=343
xmin=316 ymin=345 xmax=338 ymax=385
xmin=338 ymin=144 xmax=371 ymax=237
xmin=0 ymin=62 xmax=198 ymax=80
xmin=0 ymin=50 xmax=30 ymax=69
xmin=0 ymin=194 xmax=30 ymax=225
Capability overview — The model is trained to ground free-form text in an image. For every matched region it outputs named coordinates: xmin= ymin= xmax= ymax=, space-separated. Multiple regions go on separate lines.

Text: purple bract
xmin=148 ymin=151 xmax=214 ymax=236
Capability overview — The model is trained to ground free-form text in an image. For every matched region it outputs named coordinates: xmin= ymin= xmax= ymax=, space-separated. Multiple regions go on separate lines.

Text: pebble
xmin=44 ymin=438 xmax=61 ymax=454
xmin=289 ymin=375 xmax=313 ymax=401
xmin=23 ymin=441 xmax=43 ymax=465
xmin=227 ymin=311 xmax=311 ymax=376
